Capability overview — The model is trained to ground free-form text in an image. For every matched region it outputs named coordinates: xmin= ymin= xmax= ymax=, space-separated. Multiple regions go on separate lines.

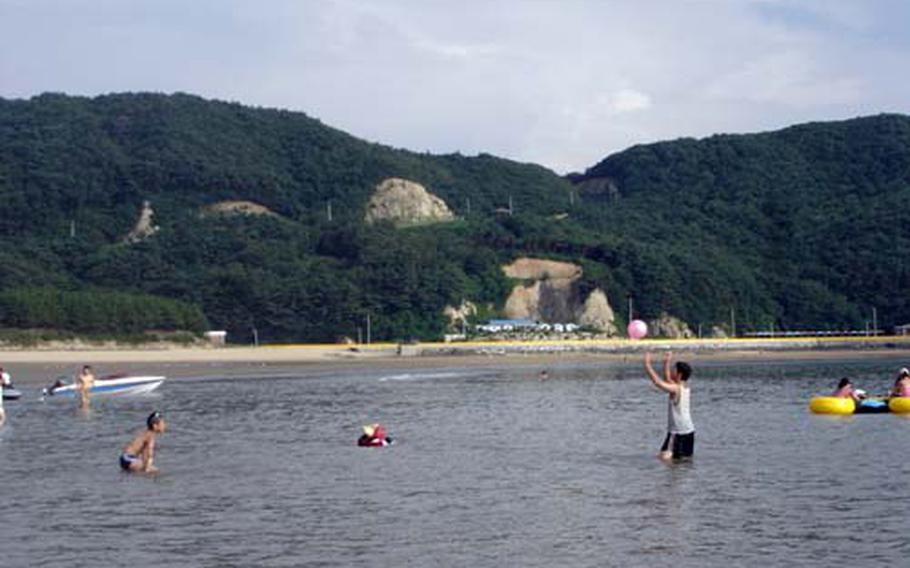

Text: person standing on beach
xmin=120 ymin=411 xmax=166 ymax=473
xmin=76 ymin=365 xmax=96 ymax=409
xmin=644 ymin=352 xmax=695 ymax=462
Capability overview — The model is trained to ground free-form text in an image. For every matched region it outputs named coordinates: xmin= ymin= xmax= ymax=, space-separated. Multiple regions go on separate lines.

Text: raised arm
xmin=663 ymin=351 xmax=673 ymax=384
xmin=645 ymin=352 xmax=678 ymax=394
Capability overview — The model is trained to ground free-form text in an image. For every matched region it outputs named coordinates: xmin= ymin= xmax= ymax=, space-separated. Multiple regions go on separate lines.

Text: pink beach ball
xmin=627 ymin=319 xmax=648 ymax=340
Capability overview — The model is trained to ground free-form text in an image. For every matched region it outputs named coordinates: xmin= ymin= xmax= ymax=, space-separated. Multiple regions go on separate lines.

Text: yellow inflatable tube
xmin=888 ymin=397 xmax=910 ymax=414
xmin=809 ymin=396 xmax=856 ymax=415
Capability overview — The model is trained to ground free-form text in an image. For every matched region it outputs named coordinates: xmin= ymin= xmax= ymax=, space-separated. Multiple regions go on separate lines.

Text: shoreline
xmin=4 ymin=340 xmax=910 ymax=386
xmin=2 ymin=336 xmax=910 ymax=365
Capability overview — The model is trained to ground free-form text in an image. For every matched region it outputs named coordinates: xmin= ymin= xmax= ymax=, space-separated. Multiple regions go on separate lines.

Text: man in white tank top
xmin=644 ymin=352 xmax=695 ymax=461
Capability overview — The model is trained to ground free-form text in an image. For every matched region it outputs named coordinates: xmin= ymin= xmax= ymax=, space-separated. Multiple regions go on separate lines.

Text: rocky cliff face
xmin=649 ymin=313 xmax=695 ymax=338
xmin=364 ymin=178 xmax=455 ymax=226
xmin=501 ymin=257 xmax=617 ymax=333
xmin=578 ymin=289 xmax=618 ymax=335
xmin=201 ymin=200 xmax=279 ymax=218
xmin=122 ymin=200 xmax=159 ymax=244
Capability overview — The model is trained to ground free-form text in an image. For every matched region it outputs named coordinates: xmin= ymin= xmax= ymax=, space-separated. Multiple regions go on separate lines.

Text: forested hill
xmin=571 ymin=113 xmax=910 ymax=332
xmin=0 ymin=92 xmax=571 ymax=239
xmin=0 ymin=92 xmax=573 ymax=342
xmin=0 ymin=92 xmax=908 ymax=342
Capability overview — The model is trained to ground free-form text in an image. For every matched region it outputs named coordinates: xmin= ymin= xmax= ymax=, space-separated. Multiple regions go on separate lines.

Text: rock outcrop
xmin=502 ymin=258 xmax=582 ymax=281
xmin=648 ymin=313 xmax=695 ymax=339
xmin=443 ymin=300 xmax=478 ymax=330
xmin=364 ymin=178 xmax=455 ymax=226
xmin=122 ymin=200 xmax=159 ymax=244
xmin=501 ymin=257 xmax=617 ymax=333
xmin=578 ymin=289 xmax=618 ymax=335
xmin=201 ymin=200 xmax=279 ymax=218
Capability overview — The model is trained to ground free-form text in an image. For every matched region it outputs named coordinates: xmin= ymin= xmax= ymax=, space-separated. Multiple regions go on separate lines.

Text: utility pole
xmin=70 ymin=220 xmax=76 ymax=238
xmin=730 ymin=307 xmax=736 ymax=338
xmin=252 ymin=327 xmax=259 ymax=347
xmin=327 ymin=201 xmax=332 ymax=222
xmin=872 ymin=307 xmax=878 ymax=336
xmin=508 ymin=195 xmax=514 ymax=216
xmin=627 ymin=294 xmax=633 ymax=324
xmin=366 ymin=314 xmax=371 ymax=345
xmin=466 ymin=197 xmax=471 ymax=215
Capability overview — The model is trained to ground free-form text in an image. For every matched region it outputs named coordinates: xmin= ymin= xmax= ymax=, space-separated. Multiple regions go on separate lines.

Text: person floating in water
xmin=644 ymin=351 xmax=695 ymax=462
xmin=358 ymin=423 xmax=393 ymax=447
xmin=76 ymin=365 xmax=96 ymax=409
xmin=120 ymin=411 xmax=166 ymax=473
xmin=832 ymin=377 xmax=864 ymax=401
xmin=891 ymin=368 xmax=910 ymax=398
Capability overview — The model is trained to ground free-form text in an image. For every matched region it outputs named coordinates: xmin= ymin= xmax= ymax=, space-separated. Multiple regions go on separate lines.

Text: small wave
xmin=378 ymin=371 xmax=467 ymax=382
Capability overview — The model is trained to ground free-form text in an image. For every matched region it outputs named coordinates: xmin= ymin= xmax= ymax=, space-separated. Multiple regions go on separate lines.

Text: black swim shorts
xmin=660 ymin=431 xmax=695 ymax=459
xmin=119 ymin=453 xmax=139 ymax=471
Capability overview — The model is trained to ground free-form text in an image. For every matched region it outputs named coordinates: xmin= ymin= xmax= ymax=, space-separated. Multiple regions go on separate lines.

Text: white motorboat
xmin=43 ymin=374 xmax=166 ymax=397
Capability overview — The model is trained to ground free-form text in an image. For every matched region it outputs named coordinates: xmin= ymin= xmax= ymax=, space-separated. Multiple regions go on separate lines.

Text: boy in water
xmin=832 ymin=377 xmax=863 ymax=401
xmin=120 ymin=411 xmax=166 ymax=473
xmin=644 ymin=351 xmax=695 ymax=462
xmin=76 ymin=365 xmax=95 ymax=408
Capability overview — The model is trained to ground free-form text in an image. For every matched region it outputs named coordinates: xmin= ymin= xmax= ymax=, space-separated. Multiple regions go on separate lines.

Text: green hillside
xmin=0 ymin=93 xmax=572 ymax=342
xmin=571 ymin=114 xmax=910 ymax=331
xmin=1 ymin=92 xmax=908 ymax=341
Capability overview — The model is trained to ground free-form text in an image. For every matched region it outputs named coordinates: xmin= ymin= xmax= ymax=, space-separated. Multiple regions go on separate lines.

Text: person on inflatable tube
xmin=832 ymin=377 xmax=864 ymax=401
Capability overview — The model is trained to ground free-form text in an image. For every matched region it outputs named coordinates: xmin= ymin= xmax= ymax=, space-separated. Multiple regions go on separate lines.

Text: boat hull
xmin=2 ymin=388 xmax=22 ymax=401
xmin=47 ymin=376 xmax=166 ymax=397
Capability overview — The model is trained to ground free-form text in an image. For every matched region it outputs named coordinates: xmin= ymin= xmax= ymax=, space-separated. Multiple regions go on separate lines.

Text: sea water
xmin=2 ymin=357 xmax=909 ymax=567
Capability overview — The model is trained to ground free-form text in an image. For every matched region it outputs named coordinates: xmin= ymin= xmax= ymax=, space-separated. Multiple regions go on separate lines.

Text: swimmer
xmin=120 ymin=411 xmax=166 ymax=473
xmin=76 ymin=365 xmax=95 ymax=408
xmin=644 ymin=351 xmax=695 ymax=462
xmin=891 ymin=368 xmax=910 ymax=398
xmin=832 ymin=377 xmax=863 ymax=401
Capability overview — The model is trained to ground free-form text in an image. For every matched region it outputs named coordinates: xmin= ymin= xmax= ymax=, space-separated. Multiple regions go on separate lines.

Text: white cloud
xmin=1 ymin=0 xmax=909 ymax=172
xmin=604 ymin=89 xmax=652 ymax=114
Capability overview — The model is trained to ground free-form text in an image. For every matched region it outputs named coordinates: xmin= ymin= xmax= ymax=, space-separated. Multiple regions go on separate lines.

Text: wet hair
xmin=147 ymin=411 xmax=163 ymax=430
xmin=837 ymin=377 xmax=851 ymax=389
xmin=675 ymin=362 xmax=692 ymax=381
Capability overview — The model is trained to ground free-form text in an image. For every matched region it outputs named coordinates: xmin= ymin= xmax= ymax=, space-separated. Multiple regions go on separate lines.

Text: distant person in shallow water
xmin=891 ymin=368 xmax=910 ymax=398
xmin=76 ymin=365 xmax=95 ymax=409
xmin=120 ymin=411 xmax=166 ymax=473
xmin=644 ymin=352 xmax=695 ymax=462
xmin=832 ymin=378 xmax=864 ymax=401
xmin=358 ymin=423 xmax=393 ymax=447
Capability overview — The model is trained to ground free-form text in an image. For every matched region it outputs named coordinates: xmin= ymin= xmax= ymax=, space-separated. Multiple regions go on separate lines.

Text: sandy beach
xmin=4 ymin=336 xmax=910 ymax=385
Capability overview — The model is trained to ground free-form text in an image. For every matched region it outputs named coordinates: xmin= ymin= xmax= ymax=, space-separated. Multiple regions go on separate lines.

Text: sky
xmin=2 ymin=0 xmax=910 ymax=173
